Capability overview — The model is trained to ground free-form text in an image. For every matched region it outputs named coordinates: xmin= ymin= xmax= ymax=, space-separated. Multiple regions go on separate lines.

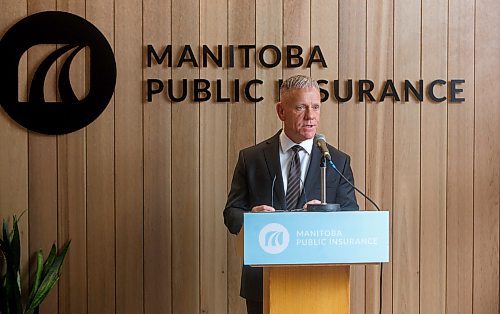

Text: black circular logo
xmin=0 ymin=11 xmax=116 ymax=135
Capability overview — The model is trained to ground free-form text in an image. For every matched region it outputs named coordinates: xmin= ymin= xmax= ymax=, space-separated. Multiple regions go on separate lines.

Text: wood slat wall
xmin=86 ymin=0 xmax=116 ymax=312
xmin=0 ymin=0 xmax=498 ymax=313
xmin=420 ymin=0 xmax=447 ymax=312
xmin=27 ymin=0 xmax=59 ymax=312
xmin=393 ymin=0 xmax=421 ymax=312
xmin=365 ymin=0 xmax=393 ymax=312
xmin=446 ymin=0 xmax=474 ymax=313
xmin=199 ymin=1 xmax=228 ymax=314
xmin=115 ymin=0 xmax=144 ymax=313
xmin=143 ymin=0 xmax=172 ymax=312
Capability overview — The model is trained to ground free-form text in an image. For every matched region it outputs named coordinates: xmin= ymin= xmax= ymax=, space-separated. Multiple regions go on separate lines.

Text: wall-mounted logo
xmin=258 ymin=223 xmax=290 ymax=254
xmin=0 ymin=11 xmax=116 ymax=135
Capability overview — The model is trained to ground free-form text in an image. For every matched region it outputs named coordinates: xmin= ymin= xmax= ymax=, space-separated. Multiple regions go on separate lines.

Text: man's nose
xmin=304 ymin=106 xmax=314 ymax=119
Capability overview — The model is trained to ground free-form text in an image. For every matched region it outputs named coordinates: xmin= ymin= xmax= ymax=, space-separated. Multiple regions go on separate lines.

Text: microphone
xmin=314 ymin=133 xmax=331 ymax=160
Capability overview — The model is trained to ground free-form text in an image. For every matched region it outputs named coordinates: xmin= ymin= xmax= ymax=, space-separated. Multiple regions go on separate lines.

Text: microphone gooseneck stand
xmin=306 ymin=156 xmax=340 ymax=212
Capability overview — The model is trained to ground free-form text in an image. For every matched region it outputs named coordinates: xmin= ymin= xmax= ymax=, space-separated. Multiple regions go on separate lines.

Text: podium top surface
xmin=243 ymin=211 xmax=389 ymax=266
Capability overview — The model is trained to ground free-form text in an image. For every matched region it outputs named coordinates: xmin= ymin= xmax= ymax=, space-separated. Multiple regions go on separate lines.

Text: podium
xmin=237 ymin=211 xmax=389 ymax=314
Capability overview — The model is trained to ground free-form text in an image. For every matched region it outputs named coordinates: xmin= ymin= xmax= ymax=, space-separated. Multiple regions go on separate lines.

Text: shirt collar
xmin=279 ymin=130 xmax=314 ymax=155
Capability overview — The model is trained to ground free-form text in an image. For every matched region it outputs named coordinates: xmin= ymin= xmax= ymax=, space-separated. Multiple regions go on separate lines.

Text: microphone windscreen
xmin=314 ymin=133 xmax=327 ymax=144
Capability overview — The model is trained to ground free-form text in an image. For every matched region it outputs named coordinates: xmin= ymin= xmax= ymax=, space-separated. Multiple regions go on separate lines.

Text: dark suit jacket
xmin=223 ymin=130 xmax=359 ymax=301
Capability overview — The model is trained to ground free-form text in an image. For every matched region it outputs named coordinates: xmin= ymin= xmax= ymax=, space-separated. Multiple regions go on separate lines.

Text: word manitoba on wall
xmin=145 ymin=44 xmax=465 ymax=103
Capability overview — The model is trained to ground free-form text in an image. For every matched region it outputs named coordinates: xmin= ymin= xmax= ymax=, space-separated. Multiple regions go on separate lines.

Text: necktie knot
xmin=291 ymin=145 xmax=302 ymax=154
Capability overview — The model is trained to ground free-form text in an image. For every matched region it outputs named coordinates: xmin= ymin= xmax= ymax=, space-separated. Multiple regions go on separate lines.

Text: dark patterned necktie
xmin=286 ymin=145 xmax=302 ymax=211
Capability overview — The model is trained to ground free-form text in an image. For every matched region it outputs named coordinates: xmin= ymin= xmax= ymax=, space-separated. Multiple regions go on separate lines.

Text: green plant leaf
xmin=27 ymin=250 xmax=44 ymax=307
xmin=25 ymin=273 xmax=59 ymax=313
xmin=2 ymin=219 xmax=10 ymax=254
xmin=2 ymin=218 xmax=20 ymax=270
xmin=9 ymin=216 xmax=20 ymax=275
xmin=25 ymin=241 xmax=70 ymax=313
xmin=1 ymin=217 xmax=22 ymax=314
xmin=1 ymin=213 xmax=68 ymax=314
xmin=41 ymin=245 xmax=56 ymax=279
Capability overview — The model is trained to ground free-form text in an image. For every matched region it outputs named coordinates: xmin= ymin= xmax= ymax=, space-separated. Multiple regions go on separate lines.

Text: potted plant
xmin=0 ymin=215 xmax=70 ymax=314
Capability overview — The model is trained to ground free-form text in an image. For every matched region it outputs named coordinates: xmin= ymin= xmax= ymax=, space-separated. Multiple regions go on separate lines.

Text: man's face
xmin=276 ymin=87 xmax=321 ymax=143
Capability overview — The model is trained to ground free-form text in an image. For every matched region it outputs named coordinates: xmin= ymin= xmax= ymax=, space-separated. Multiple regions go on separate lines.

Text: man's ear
xmin=276 ymin=102 xmax=285 ymax=121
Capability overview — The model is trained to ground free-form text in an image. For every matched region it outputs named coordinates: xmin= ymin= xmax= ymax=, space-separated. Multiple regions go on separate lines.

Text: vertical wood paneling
xmin=473 ymin=0 xmax=500 ymax=313
xmin=311 ymin=0 xmax=339 ymax=147
xmin=200 ymin=0 xmax=228 ymax=313
xmin=338 ymin=1 xmax=366 ymax=313
xmin=420 ymin=0 xmax=447 ymax=313
xmin=86 ymin=0 xmax=116 ymax=313
xmin=366 ymin=0 xmax=393 ymax=313
xmin=1 ymin=1 xmax=499 ymax=314
xmin=256 ymin=0 xmax=282 ymax=143
xmin=57 ymin=131 xmax=87 ymax=314
xmin=56 ymin=2 xmax=87 ymax=314
xmin=227 ymin=1 xmax=256 ymax=313
xmin=283 ymin=0 xmax=310 ymax=78
xmin=338 ymin=0 xmax=366 ymax=207
xmin=171 ymin=0 xmax=200 ymax=313
xmin=0 ymin=0 xmax=29 ymax=302
xmin=393 ymin=0 xmax=421 ymax=313
xmin=143 ymin=0 xmax=172 ymax=313
xmin=446 ymin=0 xmax=474 ymax=312
xmin=27 ymin=78 xmax=58 ymax=314
xmin=115 ymin=0 xmax=144 ymax=312
xmin=27 ymin=1 xmax=59 ymax=313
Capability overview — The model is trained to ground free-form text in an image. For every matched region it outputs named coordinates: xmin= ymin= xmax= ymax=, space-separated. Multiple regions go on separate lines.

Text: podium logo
xmin=259 ymin=223 xmax=290 ymax=254
xmin=0 ymin=11 xmax=116 ymax=135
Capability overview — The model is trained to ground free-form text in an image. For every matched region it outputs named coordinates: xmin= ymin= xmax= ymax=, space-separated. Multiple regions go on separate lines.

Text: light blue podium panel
xmin=243 ymin=211 xmax=389 ymax=266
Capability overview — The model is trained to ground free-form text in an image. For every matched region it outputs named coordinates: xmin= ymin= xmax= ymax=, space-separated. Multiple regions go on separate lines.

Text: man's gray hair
xmin=280 ymin=75 xmax=319 ymax=98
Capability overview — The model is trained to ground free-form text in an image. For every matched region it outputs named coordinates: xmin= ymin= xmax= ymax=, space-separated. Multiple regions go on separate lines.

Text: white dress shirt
xmin=279 ymin=131 xmax=313 ymax=194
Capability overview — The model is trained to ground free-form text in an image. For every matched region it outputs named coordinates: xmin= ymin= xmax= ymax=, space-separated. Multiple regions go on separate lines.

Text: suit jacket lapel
xmin=263 ymin=131 xmax=286 ymax=210
xmin=300 ymin=145 xmax=321 ymax=208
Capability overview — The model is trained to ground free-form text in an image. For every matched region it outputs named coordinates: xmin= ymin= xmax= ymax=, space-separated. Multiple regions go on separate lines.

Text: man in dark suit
xmin=223 ymin=75 xmax=359 ymax=314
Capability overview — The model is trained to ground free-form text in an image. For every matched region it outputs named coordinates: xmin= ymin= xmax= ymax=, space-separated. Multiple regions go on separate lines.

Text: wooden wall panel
xmin=0 ymin=0 xmax=29 ymax=302
xmin=56 ymin=2 xmax=87 ymax=314
xmin=446 ymin=0 xmax=474 ymax=313
xmin=338 ymin=0 xmax=366 ymax=207
xmin=473 ymin=0 xmax=500 ymax=313
xmin=27 ymin=67 xmax=59 ymax=313
xmin=57 ymin=134 xmax=87 ymax=314
xmin=338 ymin=1 xmax=366 ymax=313
xmin=366 ymin=0 xmax=393 ymax=313
xmin=200 ymin=0 xmax=228 ymax=313
xmin=283 ymin=0 xmax=310 ymax=78
xmin=393 ymin=0 xmax=421 ymax=313
xmin=143 ymin=0 xmax=172 ymax=313
xmin=171 ymin=0 xmax=200 ymax=313
xmin=256 ymin=0 xmax=282 ymax=143
xmin=27 ymin=1 xmax=59 ymax=313
xmin=311 ymin=0 xmax=339 ymax=147
xmin=86 ymin=0 xmax=116 ymax=313
xmin=0 ymin=1 xmax=499 ymax=313
xmin=57 ymin=130 xmax=87 ymax=314
xmin=420 ymin=0 xmax=447 ymax=313
xmin=115 ymin=0 xmax=144 ymax=313
xmin=227 ymin=1 xmax=256 ymax=313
